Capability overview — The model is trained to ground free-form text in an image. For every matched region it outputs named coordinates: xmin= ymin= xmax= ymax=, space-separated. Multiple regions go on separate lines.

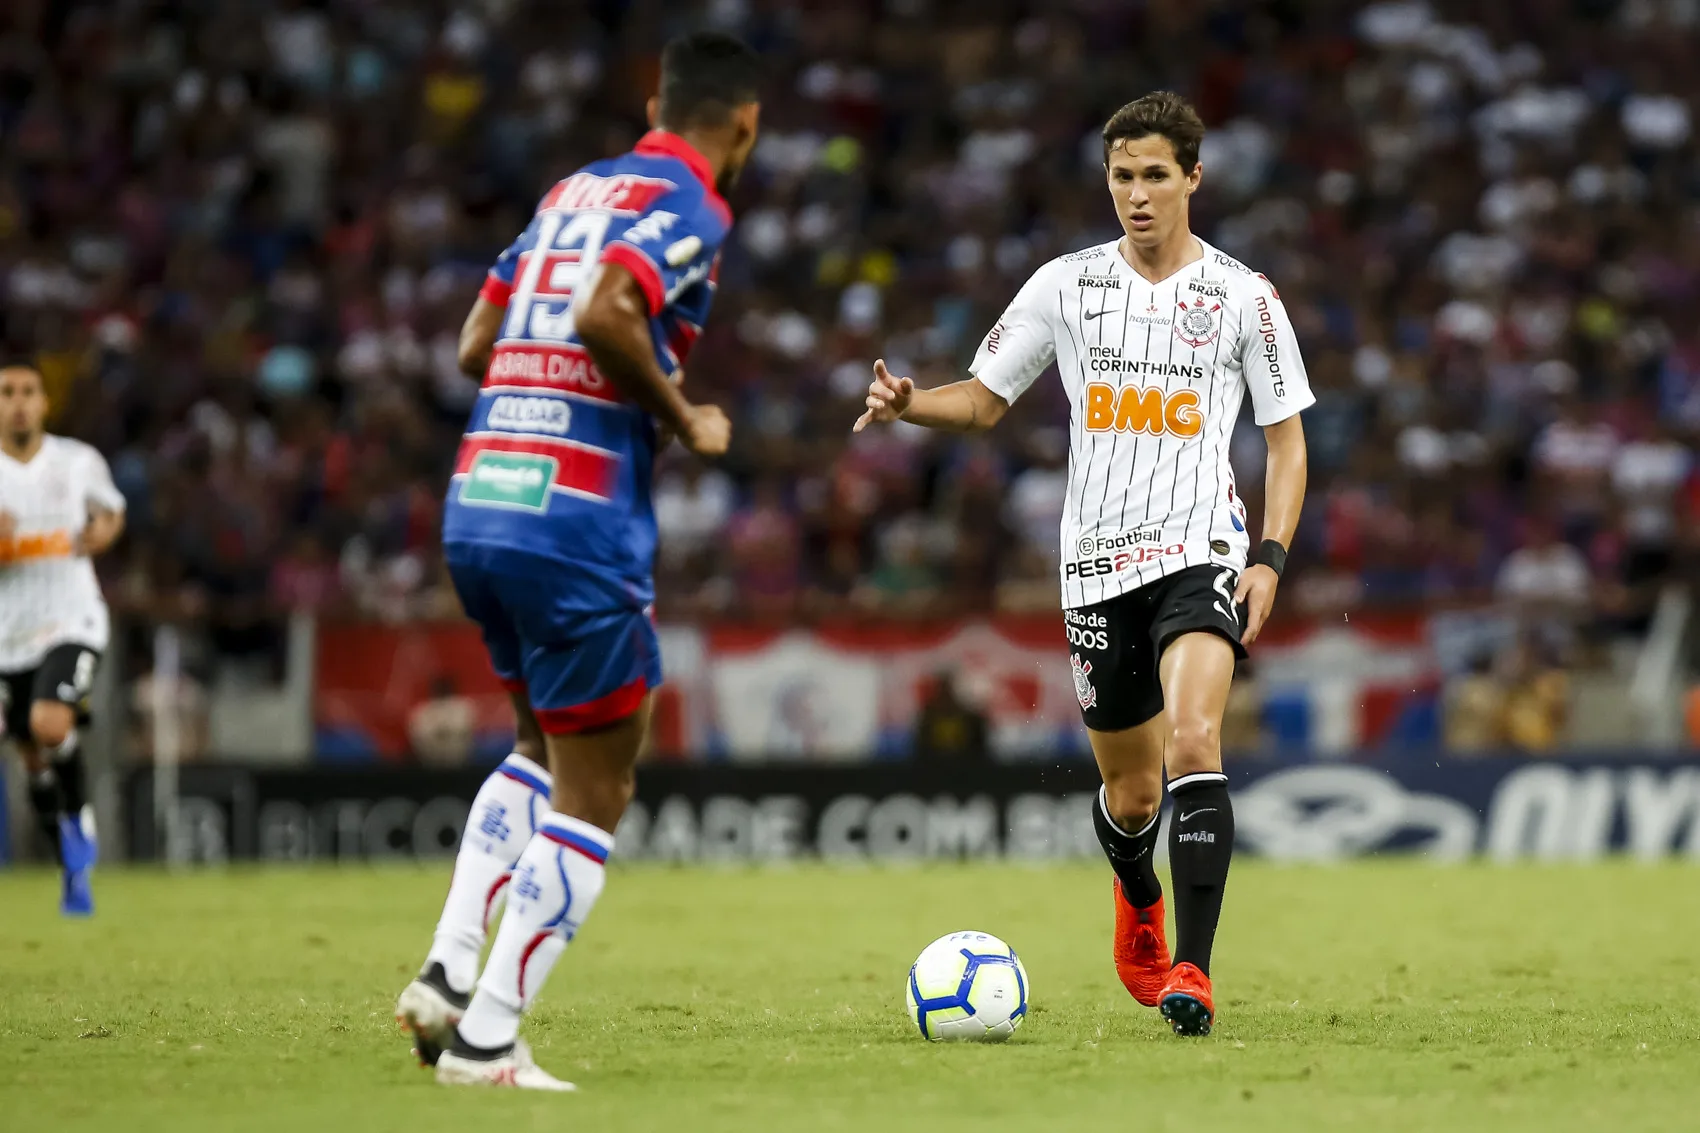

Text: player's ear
xmin=645 ymin=96 xmax=659 ymax=128
xmin=1187 ymin=162 xmax=1202 ymax=196
xmin=732 ymin=101 xmax=760 ymax=149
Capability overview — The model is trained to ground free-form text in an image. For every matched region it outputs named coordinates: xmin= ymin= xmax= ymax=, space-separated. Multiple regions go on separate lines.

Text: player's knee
xmin=1165 ymin=718 xmax=1220 ymax=775
xmin=1102 ymin=773 xmax=1162 ymax=826
xmin=29 ymin=702 xmax=74 ymax=750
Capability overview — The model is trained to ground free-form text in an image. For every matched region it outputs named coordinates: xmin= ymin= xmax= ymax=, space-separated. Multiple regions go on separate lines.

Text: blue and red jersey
xmin=443 ymin=130 xmax=731 ymax=610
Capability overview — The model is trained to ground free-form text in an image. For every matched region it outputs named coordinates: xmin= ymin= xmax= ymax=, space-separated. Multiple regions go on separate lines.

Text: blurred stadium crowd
xmin=2 ymin=0 xmax=1698 ymax=745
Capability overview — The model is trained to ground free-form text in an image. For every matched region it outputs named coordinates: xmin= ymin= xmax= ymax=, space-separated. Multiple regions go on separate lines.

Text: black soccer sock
xmin=49 ymin=730 xmax=87 ymax=817
xmin=1093 ymin=786 xmax=1163 ymax=908
xmin=27 ymin=767 xmax=65 ymax=862
xmin=1167 ymin=772 xmax=1235 ymax=976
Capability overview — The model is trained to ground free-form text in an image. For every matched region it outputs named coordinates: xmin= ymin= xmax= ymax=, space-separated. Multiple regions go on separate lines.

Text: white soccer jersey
xmin=971 ymin=238 xmax=1314 ymax=610
xmin=0 ymin=435 xmax=125 ymax=671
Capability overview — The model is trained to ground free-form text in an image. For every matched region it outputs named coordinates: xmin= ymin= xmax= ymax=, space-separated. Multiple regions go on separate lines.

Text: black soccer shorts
xmin=1065 ymin=564 xmax=1248 ymax=732
xmin=0 ymin=643 xmax=101 ymax=744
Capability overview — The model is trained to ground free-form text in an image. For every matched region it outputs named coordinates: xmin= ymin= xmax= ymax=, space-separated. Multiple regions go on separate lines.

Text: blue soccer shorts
xmin=446 ymin=543 xmax=660 ymax=734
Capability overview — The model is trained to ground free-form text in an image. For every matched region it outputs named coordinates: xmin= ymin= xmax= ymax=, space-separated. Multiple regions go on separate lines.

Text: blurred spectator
xmin=1220 ymin=662 xmax=1265 ymax=754
xmin=912 ymin=671 xmax=989 ymax=762
xmin=1443 ymin=653 xmax=1508 ymax=754
xmin=1495 ymin=519 xmax=1592 ymax=643
xmin=1500 ymin=643 xmax=1571 ymax=752
xmin=408 ymin=676 xmax=475 ymax=767
xmin=129 ymin=659 xmax=210 ymax=764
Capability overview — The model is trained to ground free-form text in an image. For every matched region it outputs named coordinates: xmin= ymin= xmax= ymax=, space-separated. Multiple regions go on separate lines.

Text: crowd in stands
xmin=3 ymin=0 xmax=1699 ymax=743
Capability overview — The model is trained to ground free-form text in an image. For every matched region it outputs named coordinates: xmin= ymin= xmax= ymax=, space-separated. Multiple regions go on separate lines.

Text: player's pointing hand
xmin=853 ymin=359 xmax=914 ymax=432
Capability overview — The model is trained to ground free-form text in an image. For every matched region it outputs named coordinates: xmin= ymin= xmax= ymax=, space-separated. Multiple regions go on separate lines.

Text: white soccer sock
xmin=456 ymin=812 xmax=611 ymax=1050
xmin=424 ymin=753 xmax=552 ymax=994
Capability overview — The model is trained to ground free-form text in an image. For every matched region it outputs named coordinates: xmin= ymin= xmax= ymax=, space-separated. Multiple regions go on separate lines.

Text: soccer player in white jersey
xmin=855 ymin=92 xmax=1312 ymax=1036
xmin=0 ymin=361 xmax=125 ymax=916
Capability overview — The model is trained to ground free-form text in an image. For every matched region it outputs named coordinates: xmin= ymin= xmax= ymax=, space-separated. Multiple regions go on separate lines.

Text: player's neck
xmin=1 ymin=432 xmax=42 ymax=463
xmin=1117 ymin=230 xmax=1202 ymax=285
xmin=666 ymin=124 xmax=734 ymax=190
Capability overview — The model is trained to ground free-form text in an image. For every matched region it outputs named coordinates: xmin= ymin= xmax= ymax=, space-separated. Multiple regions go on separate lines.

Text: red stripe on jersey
xmin=480 ymin=272 xmax=513 ymax=306
xmin=482 ymin=343 xmax=625 ymax=404
xmin=455 ymin=435 xmax=620 ymax=502
xmin=599 ymin=242 xmax=664 ymax=315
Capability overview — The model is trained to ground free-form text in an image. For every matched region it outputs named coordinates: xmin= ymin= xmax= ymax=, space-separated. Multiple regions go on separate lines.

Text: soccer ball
xmin=904 ymin=930 xmax=1029 ymax=1042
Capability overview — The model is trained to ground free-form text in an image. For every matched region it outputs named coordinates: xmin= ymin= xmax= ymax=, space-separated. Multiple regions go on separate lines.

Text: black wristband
xmin=1255 ymin=539 xmax=1287 ymax=578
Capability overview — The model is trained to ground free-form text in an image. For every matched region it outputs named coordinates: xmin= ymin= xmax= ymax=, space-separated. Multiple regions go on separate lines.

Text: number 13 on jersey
xmin=501 ymin=212 xmax=612 ymax=343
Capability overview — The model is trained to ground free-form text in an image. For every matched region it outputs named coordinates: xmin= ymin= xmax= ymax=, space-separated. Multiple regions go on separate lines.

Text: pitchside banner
xmin=126 ymin=756 xmax=1700 ymax=864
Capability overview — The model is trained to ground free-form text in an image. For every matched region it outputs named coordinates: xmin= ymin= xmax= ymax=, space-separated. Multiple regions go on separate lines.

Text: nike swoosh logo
xmin=1083 ymin=308 xmax=1109 ymax=320
xmin=1178 ymin=808 xmax=1218 ymax=822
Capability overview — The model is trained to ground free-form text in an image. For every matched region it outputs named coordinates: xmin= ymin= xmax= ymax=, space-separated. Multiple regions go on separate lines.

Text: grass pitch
xmin=4 ymin=861 xmax=1698 ymax=1132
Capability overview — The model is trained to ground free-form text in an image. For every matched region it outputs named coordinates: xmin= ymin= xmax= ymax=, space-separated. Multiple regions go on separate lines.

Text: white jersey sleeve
xmin=80 ymin=443 xmax=126 ymax=513
xmin=1238 ymin=277 xmax=1315 ymax=426
xmin=969 ymin=262 xmax=1060 ymax=405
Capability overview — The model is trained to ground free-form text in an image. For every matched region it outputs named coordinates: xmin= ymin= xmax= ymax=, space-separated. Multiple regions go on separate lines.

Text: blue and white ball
xmin=905 ymin=931 xmax=1029 ymax=1042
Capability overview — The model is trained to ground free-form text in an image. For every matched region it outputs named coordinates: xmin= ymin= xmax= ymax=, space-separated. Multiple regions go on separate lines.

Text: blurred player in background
xmin=0 ymin=361 xmax=125 ymax=916
xmin=856 ymin=93 xmax=1312 ymax=1037
xmin=394 ymin=32 xmax=759 ymax=1090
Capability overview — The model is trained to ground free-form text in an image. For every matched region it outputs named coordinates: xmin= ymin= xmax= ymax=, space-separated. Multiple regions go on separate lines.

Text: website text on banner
xmin=128 ymin=758 xmax=1700 ymax=865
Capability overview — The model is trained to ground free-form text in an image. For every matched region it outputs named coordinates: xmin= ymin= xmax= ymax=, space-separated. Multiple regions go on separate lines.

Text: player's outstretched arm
xmin=457 ymin=297 xmax=505 ymax=378
xmin=78 ymin=504 xmax=124 ymax=556
xmin=574 ymin=263 xmax=729 ymax=457
xmin=1235 ymin=414 xmax=1307 ymax=645
xmin=852 ymin=359 xmax=1009 ymax=434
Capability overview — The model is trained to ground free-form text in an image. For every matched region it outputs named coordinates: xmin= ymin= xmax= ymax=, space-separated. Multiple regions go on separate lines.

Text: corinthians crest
xmin=1173 ymin=296 xmax=1223 ymax=349
xmin=1071 ymin=653 xmax=1097 ymax=710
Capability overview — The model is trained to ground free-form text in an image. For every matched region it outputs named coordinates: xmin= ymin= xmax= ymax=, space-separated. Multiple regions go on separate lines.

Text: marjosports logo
xmin=1084 ymin=383 xmax=1204 ymax=436
xmin=487 ymin=395 xmax=572 ymax=435
xmin=1254 ymin=296 xmax=1286 ymax=396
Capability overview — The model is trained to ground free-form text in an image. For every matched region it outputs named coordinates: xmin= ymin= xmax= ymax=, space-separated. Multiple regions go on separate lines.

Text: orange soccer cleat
xmin=1112 ymin=881 xmax=1171 ymax=1006
xmin=1159 ymin=961 xmax=1215 ymax=1036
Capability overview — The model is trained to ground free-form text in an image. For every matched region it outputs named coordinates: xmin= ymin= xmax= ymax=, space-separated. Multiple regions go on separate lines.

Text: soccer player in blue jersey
xmin=395 ymin=32 xmax=760 ymax=1090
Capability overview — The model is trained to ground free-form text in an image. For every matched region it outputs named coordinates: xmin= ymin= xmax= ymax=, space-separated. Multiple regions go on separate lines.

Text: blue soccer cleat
xmin=58 ymin=809 xmax=97 ymax=917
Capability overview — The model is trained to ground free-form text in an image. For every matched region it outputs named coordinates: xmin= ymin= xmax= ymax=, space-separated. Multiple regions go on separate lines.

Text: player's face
xmin=0 ymin=367 xmax=46 ymax=444
xmin=1104 ymin=136 xmax=1201 ymax=248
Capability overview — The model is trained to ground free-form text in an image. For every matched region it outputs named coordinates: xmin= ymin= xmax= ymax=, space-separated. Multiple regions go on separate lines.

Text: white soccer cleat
xmin=395 ymin=964 xmax=469 ymax=1067
xmin=434 ymin=1038 xmax=576 ymax=1091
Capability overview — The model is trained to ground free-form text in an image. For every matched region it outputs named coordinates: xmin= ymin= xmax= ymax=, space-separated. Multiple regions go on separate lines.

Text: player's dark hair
xmin=656 ymin=31 xmax=762 ymax=130
xmin=0 ymin=354 xmax=41 ymax=378
xmin=1102 ymin=91 xmax=1206 ymax=172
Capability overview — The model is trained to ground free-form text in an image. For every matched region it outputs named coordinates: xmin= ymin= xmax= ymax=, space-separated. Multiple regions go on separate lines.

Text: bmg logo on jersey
xmin=1084 ymin=383 xmax=1204 ymax=437
xmin=488 ymin=395 xmax=572 ymax=435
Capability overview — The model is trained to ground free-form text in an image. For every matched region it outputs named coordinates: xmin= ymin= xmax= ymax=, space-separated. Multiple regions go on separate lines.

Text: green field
xmin=4 ymin=861 xmax=1698 ymax=1132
